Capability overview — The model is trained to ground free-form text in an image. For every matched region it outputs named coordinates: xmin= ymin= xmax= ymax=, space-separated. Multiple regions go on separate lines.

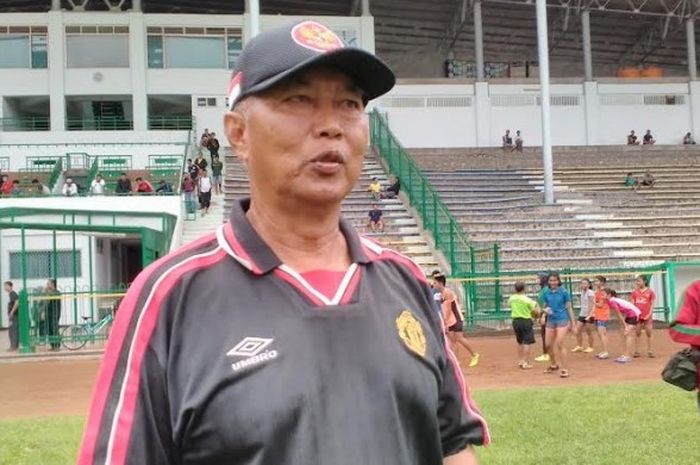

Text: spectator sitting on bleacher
xmin=0 ymin=174 xmax=12 ymax=195
xmin=643 ymin=130 xmax=656 ymax=145
xmin=207 ymin=133 xmax=220 ymax=159
xmin=683 ymin=132 xmax=696 ymax=145
xmin=11 ymin=180 xmax=21 ymax=196
xmin=512 ymin=130 xmax=523 ymax=152
xmin=502 ymin=130 xmax=513 ymax=150
xmin=367 ymin=177 xmax=382 ymax=200
xmin=624 ymin=172 xmax=638 ymax=188
xmin=156 ymin=180 xmax=173 ymax=194
xmin=368 ymin=203 xmax=384 ymax=233
xmin=62 ymin=178 xmax=78 ymax=197
xmin=115 ymin=172 xmax=132 ymax=195
xmin=627 ymin=130 xmax=640 ymax=145
xmin=90 ymin=174 xmax=106 ymax=195
xmin=640 ymin=170 xmax=656 ymax=187
xmin=135 ymin=177 xmax=154 ymax=194
xmin=382 ymin=175 xmax=400 ymax=199
xmin=186 ymin=158 xmax=199 ymax=181
xmin=31 ymin=178 xmax=50 ymax=195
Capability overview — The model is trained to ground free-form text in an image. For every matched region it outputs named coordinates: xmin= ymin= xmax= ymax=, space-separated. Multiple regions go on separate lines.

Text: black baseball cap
xmin=227 ymin=20 xmax=395 ymax=110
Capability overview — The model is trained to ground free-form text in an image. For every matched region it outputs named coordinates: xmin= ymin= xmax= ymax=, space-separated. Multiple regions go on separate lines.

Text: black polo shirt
xmin=78 ymin=198 xmax=489 ymax=465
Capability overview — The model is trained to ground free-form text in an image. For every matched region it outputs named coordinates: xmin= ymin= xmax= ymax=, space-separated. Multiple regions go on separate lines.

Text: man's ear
xmin=224 ymin=109 xmax=249 ymax=162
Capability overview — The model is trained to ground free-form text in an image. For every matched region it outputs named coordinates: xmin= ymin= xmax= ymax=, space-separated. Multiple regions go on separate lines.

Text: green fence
xmin=148 ymin=116 xmax=194 ymax=130
xmin=66 ymin=117 xmax=133 ymax=131
xmin=0 ymin=117 xmax=50 ymax=132
xmin=0 ymin=207 xmax=177 ymax=353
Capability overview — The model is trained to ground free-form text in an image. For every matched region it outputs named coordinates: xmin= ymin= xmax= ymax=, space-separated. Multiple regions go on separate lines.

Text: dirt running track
xmin=0 ymin=329 xmax=683 ymax=420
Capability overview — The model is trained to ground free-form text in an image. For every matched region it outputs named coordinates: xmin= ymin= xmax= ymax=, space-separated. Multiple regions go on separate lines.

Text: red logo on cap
xmin=227 ymin=72 xmax=242 ymax=110
xmin=291 ymin=21 xmax=344 ymax=53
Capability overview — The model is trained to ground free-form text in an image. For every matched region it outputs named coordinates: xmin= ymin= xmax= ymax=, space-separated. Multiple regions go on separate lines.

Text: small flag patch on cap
xmin=291 ymin=20 xmax=344 ymax=53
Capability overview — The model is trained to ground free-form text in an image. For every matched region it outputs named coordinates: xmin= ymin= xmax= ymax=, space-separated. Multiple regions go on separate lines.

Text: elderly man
xmin=78 ymin=20 xmax=488 ymax=465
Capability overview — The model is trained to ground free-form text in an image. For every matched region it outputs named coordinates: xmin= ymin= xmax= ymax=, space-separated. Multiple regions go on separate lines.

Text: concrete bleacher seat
xmin=223 ymin=152 xmax=443 ymax=273
xmin=408 ymin=147 xmax=700 ymax=278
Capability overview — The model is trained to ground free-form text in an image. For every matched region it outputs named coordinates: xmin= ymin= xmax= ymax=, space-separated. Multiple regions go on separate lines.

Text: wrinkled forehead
xmin=253 ymin=65 xmax=364 ymax=99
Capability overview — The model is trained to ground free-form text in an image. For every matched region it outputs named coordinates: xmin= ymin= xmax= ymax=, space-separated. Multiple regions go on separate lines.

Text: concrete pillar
xmin=689 ymin=81 xmax=700 ymax=139
xmin=47 ymin=11 xmax=66 ymax=131
xmin=361 ymin=0 xmax=370 ymax=16
xmin=536 ymin=0 xmax=554 ymax=204
xmin=132 ymin=0 xmax=142 ymax=12
xmin=583 ymin=81 xmax=599 ymax=145
xmin=245 ymin=0 xmax=260 ymax=38
xmin=581 ymin=9 xmax=593 ymax=81
xmin=687 ymin=19 xmax=697 ymax=80
xmin=474 ymin=82 xmax=491 ymax=147
xmin=51 ymin=0 xmax=61 ymax=11
xmin=129 ymin=12 xmax=148 ymax=131
xmin=473 ymin=1 xmax=485 ymax=81
xmin=359 ymin=15 xmax=376 ymax=53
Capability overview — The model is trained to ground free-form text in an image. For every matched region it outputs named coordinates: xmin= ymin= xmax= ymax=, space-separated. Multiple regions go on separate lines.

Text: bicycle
xmin=60 ymin=311 xmax=114 ymax=351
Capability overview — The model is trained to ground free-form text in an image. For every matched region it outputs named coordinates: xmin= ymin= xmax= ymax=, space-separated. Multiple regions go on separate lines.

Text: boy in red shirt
xmin=631 ymin=275 xmax=656 ymax=358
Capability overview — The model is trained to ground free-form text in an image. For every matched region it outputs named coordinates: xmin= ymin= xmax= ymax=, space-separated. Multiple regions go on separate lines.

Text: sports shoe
xmin=647 ymin=351 xmax=655 ymax=358
xmin=534 ymin=354 xmax=550 ymax=362
xmin=632 ymin=352 xmax=641 ymax=358
xmin=468 ymin=353 xmax=480 ymax=368
xmin=571 ymin=346 xmax=584 ymax=353
xmin=596 ymin=352 xmax=609 ymax=359
xmin=614 ymin=355 xmax=632 ymax=364
xmin=520 ymin=362 xmax=534 ymax=370
xmin=583 ymin=347 xmax=594 ymax=353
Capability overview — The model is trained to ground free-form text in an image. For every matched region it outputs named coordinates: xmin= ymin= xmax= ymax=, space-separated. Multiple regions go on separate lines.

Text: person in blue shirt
xmin=542 ymin=272 xmax=575 ymax=378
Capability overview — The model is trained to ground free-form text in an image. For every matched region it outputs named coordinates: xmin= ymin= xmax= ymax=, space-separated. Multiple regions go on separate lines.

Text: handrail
xmin=66 ymin=117 xmax=134 ymax=131
xmin=148 ymin=116 xmax=194 ymax=130
xmin=179 ymin=130 xmax=196 ymax=219
xmin=0 ymin=116 xmax=50 ymax=132
xmin=369 ymin=109 xmax=499 ymax=277
xmin=48 ymin=157 xmax=63 ymax=190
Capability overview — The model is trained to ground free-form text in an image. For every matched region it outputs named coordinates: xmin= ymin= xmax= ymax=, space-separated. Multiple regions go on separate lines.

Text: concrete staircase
xmin=223 ymin=152 xmax=443 ymax=272
xmin=180 ymin=191 xmax=226 ymax=244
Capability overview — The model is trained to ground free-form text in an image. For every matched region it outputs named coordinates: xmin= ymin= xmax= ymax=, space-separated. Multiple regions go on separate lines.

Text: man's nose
xmin=313 ymin=103 xmax=343 ymax=139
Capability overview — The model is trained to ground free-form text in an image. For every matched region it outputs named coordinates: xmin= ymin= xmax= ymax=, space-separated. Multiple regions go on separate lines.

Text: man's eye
xmin=342 ymin=99 xmax=362 ymax=110
xmin=287 ymin=95 xmax=312 ymax=103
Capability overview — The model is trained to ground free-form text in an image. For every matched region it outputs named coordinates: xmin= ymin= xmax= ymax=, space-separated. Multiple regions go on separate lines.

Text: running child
xmin=572 ymin=278 xmax=595 ymax=353
xmin=541 ymin=272 xmax=576 ymax=378
xmin=604 ymin=288 xmax=642 ymax=364
xmin=631 ymin=274 xmax=656 ymax=358
xmin=433 ymin=273 xmax=480 ymax=368
xmin=508 ymin=281 xmax=540 ymax=369
xmin=593 ymin=275 xmax=610 ymax=359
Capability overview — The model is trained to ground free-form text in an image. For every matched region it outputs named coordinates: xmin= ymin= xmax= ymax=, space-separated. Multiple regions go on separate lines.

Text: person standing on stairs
xmin=211 ymin=154 xmax=224 ymax=196
xmin=198 ymin=169 xmax=212 ymax=215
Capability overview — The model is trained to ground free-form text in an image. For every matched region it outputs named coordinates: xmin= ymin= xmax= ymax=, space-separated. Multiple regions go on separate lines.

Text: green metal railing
xmin=48 ymin=157 xmax=63 ymax=190
xmin=148 ymin=116 xmax=194 ymax=130
xmin=369 ymin=109 xmax=498 ymax=277
xmin=66 ymin=117 xmax=133 ymax=131
xmin=0 ymin=117 xmax=50 ymax=132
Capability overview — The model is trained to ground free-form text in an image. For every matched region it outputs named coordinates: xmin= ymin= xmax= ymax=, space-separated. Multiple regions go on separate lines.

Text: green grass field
xmin=0 ymin=382 xmax=698 ymax=465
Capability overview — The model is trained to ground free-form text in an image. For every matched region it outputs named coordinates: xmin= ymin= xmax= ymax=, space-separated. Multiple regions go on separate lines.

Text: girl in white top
xmin=198 ymin=170 xmax=213 ymax=215
xmin=572 ymin=278 xmax=596 ymax=353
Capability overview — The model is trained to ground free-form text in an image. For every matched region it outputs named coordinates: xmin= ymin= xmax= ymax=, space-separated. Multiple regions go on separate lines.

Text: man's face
xmin=3 ymin=283 xmax=9 ymax=292
xmin=226 ymin=66 xmax=368 ymax=207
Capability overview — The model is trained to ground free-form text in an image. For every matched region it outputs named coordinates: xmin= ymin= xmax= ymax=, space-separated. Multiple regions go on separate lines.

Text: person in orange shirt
xmin=593 ymin=275 xmax=610 ymax=359
xmin=631 ymin=274 xmax=656 ymax=358
xmin=433 ymin=273 xmax=480 ymax=367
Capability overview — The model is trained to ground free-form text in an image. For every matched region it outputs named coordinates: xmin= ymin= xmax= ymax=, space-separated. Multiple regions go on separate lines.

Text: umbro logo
xmin=226 ymin=337 xmax=278 ymax=372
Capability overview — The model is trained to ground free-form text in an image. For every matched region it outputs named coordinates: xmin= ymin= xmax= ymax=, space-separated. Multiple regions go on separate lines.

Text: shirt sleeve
xmin=438 ymin=333 xmax=491 ymax=455
xmin=670 ymin=281 xmax=700 ymax=347
xmin=77 ymin=263 xmax=177 ymax=465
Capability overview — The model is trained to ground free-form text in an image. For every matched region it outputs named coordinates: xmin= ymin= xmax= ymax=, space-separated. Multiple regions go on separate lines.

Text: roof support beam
xmin=582 ymin=8 xmax=593 ymax=80
xmin=474 ymin=1 xmax=485 ymax=80
xmin=688 ymin=18 xmax=697 ymax=79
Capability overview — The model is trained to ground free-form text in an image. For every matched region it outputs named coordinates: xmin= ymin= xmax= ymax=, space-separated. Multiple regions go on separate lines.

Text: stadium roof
xmin=3 ymin=0 xmax=699 ymax=74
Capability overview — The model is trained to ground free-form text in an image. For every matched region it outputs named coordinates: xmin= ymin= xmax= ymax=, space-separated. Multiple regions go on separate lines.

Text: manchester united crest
xmin=291 ymin=20 xmax=344 ymax=53
xmin=396 ymin=310 xmax=427 ymax=358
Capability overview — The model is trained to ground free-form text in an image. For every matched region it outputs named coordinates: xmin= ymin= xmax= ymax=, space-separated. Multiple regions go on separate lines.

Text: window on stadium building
xmin=0 ymin=26 xmax=48 ymax=69
xmin=147 ymin=27 xmax=242 ymax=69
xmin=65 ymin=25 xmax=129 ymax=68
xmin=9 ymin=250 xmax=82 ymax=280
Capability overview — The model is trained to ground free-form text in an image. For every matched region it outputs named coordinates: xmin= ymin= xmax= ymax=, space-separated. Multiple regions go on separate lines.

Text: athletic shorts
xmin=546 ymin=319 xmax=569 ymax=329
xmin=512 ymin=318 xmax=535 ymax=345
xmin=212 ymin=175 xmax=222 ymax=185
xmin=595 ymin=319 xmax=608 ymax=328
xmin=577 ymin=316 xmax=593 ymax=324
xmin=638 ymin=313 xmax=652 ymax=323
xmin=625 ymin=316 xmax=639 ymax=325
xmin=448 ymin=321 xmax=464 ymax=332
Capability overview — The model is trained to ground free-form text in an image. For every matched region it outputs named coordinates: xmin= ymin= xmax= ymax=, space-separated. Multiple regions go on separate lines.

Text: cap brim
xmin=239 ymin=47 xmax=395 ymax=105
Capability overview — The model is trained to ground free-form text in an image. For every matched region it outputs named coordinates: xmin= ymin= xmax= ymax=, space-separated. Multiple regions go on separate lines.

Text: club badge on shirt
xmin=396 ymin=310 xmax=427 ymax=358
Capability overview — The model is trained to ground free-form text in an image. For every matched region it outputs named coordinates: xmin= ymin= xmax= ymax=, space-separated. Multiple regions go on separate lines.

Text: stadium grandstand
xmin=1 ymin=0 xmax=699 ymax=351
